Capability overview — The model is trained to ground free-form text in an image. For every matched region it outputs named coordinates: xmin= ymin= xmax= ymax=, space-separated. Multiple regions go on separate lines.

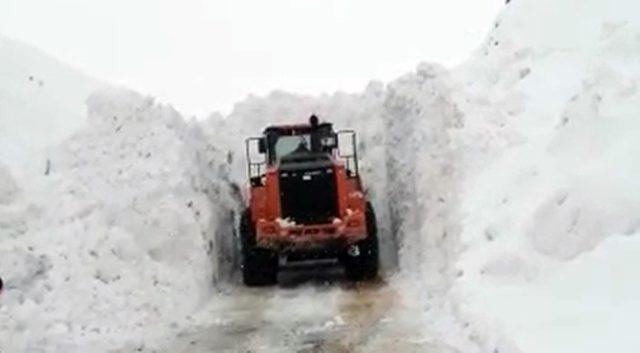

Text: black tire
xmin=239 ymin=209 xmax=278 ymax=286
xmin=341 ymin=202 xmax=379 ymax=281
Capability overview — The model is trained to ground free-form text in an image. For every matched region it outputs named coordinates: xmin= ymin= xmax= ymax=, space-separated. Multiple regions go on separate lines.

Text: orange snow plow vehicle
xmin=239 ymin=115 xmax=378 ymax=286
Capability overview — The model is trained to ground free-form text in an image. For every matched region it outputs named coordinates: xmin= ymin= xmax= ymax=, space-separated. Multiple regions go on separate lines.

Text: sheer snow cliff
xmin=451 ymin=0 xmax=640 ymax=352
xmin=0 ymin=88 xmax=237 ymax=352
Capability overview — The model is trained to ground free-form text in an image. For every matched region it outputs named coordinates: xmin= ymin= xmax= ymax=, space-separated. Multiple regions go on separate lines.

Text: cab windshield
xmin=274 ymin=134 xmax=312 ymax=162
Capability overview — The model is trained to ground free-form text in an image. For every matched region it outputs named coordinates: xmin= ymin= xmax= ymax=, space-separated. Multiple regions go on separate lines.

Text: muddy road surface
xmin=162 ymin=263 xmax=460 ymax=353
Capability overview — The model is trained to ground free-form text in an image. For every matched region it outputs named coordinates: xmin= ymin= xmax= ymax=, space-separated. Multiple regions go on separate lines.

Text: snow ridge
xmin=0 ymin=88 xmax=235 ymax=352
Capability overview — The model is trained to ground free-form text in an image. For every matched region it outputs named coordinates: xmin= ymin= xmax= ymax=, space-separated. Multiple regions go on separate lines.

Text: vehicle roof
xmin=263 ymin=122 xmax=333 ymax=135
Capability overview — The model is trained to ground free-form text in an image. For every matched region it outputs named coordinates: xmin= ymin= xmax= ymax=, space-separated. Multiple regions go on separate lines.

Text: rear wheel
xmin=240 ymin=209 xmax=278 ymax=286
xmin=341 ymin=202 xmax=379 ymax=281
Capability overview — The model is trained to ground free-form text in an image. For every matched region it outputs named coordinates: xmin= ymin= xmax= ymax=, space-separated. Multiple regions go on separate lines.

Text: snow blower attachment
xmin=240 ymin=115 xmax=379 ymax=286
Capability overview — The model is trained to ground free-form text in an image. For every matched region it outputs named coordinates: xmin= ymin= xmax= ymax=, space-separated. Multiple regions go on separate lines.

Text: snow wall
xmin=449 ymin=0 xmax=640 ymax=352
xmin=0 ymin=88 xmax=238 ymax=352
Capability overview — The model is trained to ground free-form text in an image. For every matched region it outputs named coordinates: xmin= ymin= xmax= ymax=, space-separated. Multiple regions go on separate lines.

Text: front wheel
xmin=341 ymin=202 xmax=379 ymax=281
xmin=239 ymin=209 xmax=278 ymax=286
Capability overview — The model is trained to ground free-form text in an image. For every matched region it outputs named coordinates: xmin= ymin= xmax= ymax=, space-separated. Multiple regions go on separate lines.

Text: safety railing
xmin=337 ymin=130 xmax=359 ymax=177
xmin=245 ymin=137 xmax=266 ymax=182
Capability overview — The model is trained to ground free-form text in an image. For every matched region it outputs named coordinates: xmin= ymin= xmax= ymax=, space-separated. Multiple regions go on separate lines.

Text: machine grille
xmin=279 ymin=167 xmax=337 ymax=224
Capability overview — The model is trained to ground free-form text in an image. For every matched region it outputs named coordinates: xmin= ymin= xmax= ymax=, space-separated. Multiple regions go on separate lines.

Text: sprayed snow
xmin=275 ymin=217 xmax=297 ymax=228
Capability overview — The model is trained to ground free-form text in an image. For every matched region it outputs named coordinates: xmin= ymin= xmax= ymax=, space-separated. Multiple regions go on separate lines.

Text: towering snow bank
xmin=383 ymin=64 xmax=464 ymax=290
xmin=450 ymin=0 xmax=640 ymax=352
xmin=0 ymin=34 xmax=102 ymax=173
xmin=0 ymin=88 xmax=234 ymax=352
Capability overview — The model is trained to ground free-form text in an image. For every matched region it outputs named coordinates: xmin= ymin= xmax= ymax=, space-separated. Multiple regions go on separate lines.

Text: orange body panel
xmin=249 ymin=167 xmax=281 ymax=222
xmin=249 ymin=159 xmax=367 ymax=250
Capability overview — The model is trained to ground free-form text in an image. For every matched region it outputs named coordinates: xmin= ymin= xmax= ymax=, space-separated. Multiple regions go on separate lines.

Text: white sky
xmin=0 ymin=0 xmax=503 ymax=117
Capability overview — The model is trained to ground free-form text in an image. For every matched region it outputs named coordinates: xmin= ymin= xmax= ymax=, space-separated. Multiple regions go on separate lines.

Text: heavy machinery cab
xmin=246 ymin=122 xmax=359 ymax=184
xmin=240 ymin=116 xmax=379 ymax=285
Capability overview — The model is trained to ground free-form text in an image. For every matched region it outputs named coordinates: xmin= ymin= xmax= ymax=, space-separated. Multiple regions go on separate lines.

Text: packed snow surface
xmin=1 ymin=0 xmax=640 ymax=352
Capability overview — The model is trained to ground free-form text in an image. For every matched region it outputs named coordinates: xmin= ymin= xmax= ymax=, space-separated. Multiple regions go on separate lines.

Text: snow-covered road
xmin=167 ymin=281 xmax=401 ymax=353
xmin=161 ymin=273 xmax=462 ymax=353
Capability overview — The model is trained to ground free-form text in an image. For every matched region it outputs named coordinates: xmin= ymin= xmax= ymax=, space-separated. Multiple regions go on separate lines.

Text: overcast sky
xmin=1 ymin=0 xmax=503 ymax=117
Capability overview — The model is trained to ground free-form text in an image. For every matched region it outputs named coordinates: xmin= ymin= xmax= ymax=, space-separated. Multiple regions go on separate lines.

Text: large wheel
xmin=341 ymin=202 xmax=379 ymax=281
xmin=239 ymin=209 xmax=278 ymax=286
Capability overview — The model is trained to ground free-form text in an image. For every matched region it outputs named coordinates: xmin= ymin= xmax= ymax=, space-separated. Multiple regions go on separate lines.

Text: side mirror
xmin=258 ymin=137 xmax=267 ymax=153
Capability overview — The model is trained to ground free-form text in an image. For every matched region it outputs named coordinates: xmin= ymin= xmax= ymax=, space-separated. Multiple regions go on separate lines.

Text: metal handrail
xmin=245 ymin=137 xmax=266 ymax=179
xmin=337 ymin=130 xmax=359 ymax=177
